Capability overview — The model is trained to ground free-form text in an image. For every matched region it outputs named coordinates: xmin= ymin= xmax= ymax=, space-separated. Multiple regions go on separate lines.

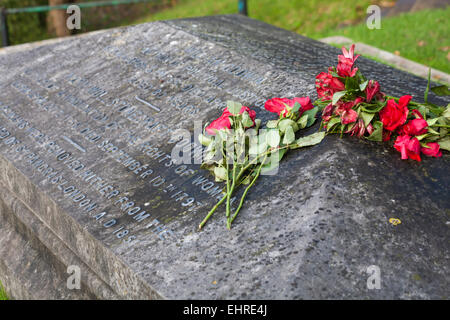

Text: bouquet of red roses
xmin=314 ymin=44 xmax=450 ymax=161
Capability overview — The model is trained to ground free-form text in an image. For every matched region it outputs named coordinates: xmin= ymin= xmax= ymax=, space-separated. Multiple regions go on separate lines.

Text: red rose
xmin=379 ymin=95 xmax=411 ymax=131
xmin=421 ymin=142 xmax=442 ymax=158
xmin=206 ymin=106 xmax=256 ymax=135
xmin=394 ymin=135 xmax=421 ymax=161
xmin=292 ymin=97 xmax=314 ymax=116
xmin=365 ymin=80 xmax=380 ymax=102
xmin=399 ymin=118 xmax=428 ymax=136
xmin=264 ymin=98 xmax=291 ymax=116
xmin=322 ymin=103 xmax=334 ymax=122
xmin=265 ymin=97 xmax=314 ymax=117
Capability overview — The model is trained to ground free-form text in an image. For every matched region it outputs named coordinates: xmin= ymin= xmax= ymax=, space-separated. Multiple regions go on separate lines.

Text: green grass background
xmin=0 ymin=280 xmax=8 ymax=300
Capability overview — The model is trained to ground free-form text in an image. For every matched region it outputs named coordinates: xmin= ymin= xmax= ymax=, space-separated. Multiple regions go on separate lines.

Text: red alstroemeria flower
xmin=346 ymin=118 xmax=366 ymax=138
xmin=337 ymin=56 xmax=358 ymax=77
xmin=341 ymin=109 xmax=358 ymax=124
xmin=379 ymin=95 xmax=411 ymax=131
xmin=265 ymin=97 xmax=314 ymax=117
xmin=337 ymin=44 xmax=360 ymax=77
xmin=322 ymin=103 xmax=334 ymax=122
xmin=315 ymin=71 xmax=345 ymax=100
xmin=206 ymin=105 xmax=256 ymax=135
xmin=399 ymin=118 xmax=428 ymax=136
xmin=394 ymin=135 xmax=421 ymax=161
xmin=340 ymin=44 xmax=360 ymax=63
xmin=421 ymin=142 xmax=442 ymax=158
xmin=365 ymin=80 xmax=380 ymax=102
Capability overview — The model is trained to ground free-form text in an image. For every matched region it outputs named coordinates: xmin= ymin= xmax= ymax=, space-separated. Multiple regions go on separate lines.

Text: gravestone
xmin=0 ymin=15 xmax=448 ymax=299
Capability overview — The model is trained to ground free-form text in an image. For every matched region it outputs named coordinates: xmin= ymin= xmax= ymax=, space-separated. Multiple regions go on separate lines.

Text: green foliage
xmin=0 ymin=280 xmax=8 ymax=300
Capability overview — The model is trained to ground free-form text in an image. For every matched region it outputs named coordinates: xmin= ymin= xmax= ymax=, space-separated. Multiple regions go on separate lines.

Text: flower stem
xmin=229 ymin=154 xmax=267 ymax=227
xmin=198 ymin=193 xmax=227 ymax=230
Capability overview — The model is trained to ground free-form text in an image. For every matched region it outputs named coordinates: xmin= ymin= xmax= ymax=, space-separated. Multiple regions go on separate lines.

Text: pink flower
xmin=399 ymin=118 xmax=428 ymax=136
xmin=394 ymin=135 xmax=421 ymax=161
xmin=379 ymin=95 xmax=411 ymax=131
xmin=341 ymin=109 xmax=358 ymax=124
xmin=340 ymin=44 xmax=360 ymax=62
xmin=337 ymin=44 xmax=360 ymax=77
xmin=322 ymin=103 xmax=334 ymax=122
xmin=421 ymin=142 xmax=442 ymax=158
xmin=315 ymin=71 xmax=345 ymax=100
xmin=346 ymin=118 xmax=366 ymax=138
xmin=206 ymin=105 xmax=256 ymax=135
xmin=365 ymin=80 xmax=380 ymax=102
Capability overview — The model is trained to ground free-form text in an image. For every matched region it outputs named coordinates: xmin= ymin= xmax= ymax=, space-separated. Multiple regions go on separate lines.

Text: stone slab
xmin=0 ymin=15 xmax=449 ymax=299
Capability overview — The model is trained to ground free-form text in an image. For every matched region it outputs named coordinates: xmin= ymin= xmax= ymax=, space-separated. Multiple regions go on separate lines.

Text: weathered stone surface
xmin=0 ymin=15 xmax=448 ymax=299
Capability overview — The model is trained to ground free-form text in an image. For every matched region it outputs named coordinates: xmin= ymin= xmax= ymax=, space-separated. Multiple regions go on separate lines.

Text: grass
xmin=0 ymin=281 xmax=8 ymax=300
xmin=133 ymin=0 xmax=450 ymax=73
xmin=318 ymin=7 xmax=450 ymax=73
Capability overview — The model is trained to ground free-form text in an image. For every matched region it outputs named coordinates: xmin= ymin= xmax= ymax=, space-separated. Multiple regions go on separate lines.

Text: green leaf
xmin=266 ymin=120 xmax=278 ymax=128
xmin=292 ymin=102 xmax=301 ymax=113
xmin=361 ymin=100 xmax=386 ymax=113
xmin=290 ymin=132 xmax=326 ymax=149
xmin=213 ymin=166 xmax=227 ymax=181
xmin=241 ymin=111 xmax=254 ymax=127
xmin=326 ymin=117 xmax=341 ymax=132
xmin=266 ymin=129 xmax=280 ymax=148
xmin=426 ymin=117 xmax=440 ymax=127
xmin=359 ymin=80 xmax=369 ymax=91
xmin=198 ymin=133 xmax=212 ymax=147
xmin=345 ymin=76 xmax=359 ymax=91
xmin=332 ymin=91 xmax=346 ymax=105
xmin=360 ymin=112 xmax=375 ymax=127
xmin=431 ymin=85 xmax=450 ymax=96
xmin=438 ymin=137 xmax=450 ymax=151
xmin=366 ymin=121 xmax=383 ymax=142
xmin=302 ymin=107 xmax=319 ymax=127
xmin=261 ymin=149 xmax=286 ymax=174
xmin=226 ymin=101 xmax=242 ymax=115
xmin=278 ymin=118 xmax=298 ymax=132
xmin=297 ymin=115 xmax=308 ymax=129
xmin=282 ymin=126 xmax=295 ymax=145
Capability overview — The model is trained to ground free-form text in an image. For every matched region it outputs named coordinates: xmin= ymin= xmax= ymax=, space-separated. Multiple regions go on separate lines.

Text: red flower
xmin=399 ymin=118 xmax=428 ymax=136
xmin=292 ymin=97 xmax=315 ymax=116
xmin=322 ymin=103 xmax=334 ymax=122
xmin=421 ymin=142 xmax=442 ymax=158
xmin=341 ymin=109 xmax=358 ymax=124
xmin=264 ymin=97 xmax=314 ymax=117
xmin=346 ymin=118 xmax=366 ymax=138
xmin=340 ymin=44 xmax=360 ymax=63
xmin=206 ymin=106 xmax=256 ymax=135
xmin=394 ymin=135 xmax=421 ymax=161
xmin=264 ymin=98 xmax=291 ymax=116
xmin=379 ymin=95 xmax=411 ymax=131
xmin=365 ymin=80 xmax=380 ymax=102
xmin=337 ymin=44 xmax=360 ymax=77
xmin=315 ymin=71 xmax=345 ymax=100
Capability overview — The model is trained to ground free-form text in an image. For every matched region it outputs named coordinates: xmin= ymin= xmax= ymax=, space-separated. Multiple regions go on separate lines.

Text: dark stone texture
xmin=0 ymin=15 xmax=448 ymax=299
